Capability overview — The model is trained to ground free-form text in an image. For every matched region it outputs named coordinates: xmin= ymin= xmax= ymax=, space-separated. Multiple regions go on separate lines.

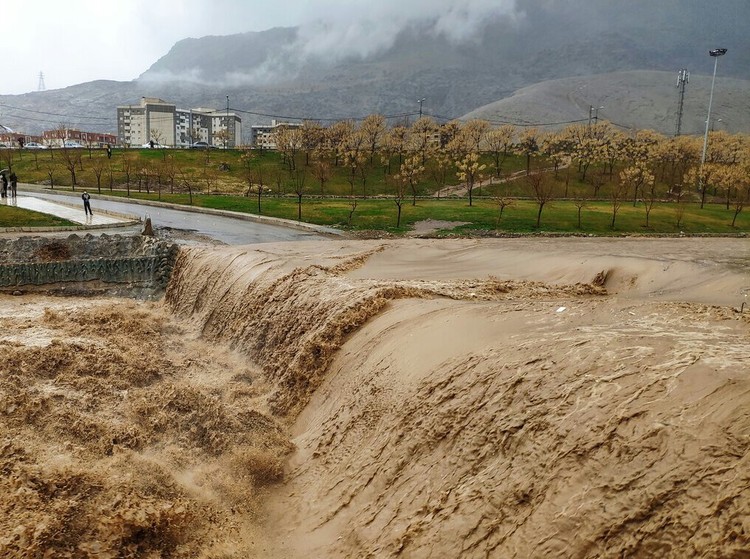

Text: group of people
xmin=1 ymin=170 xmax=17 ymax=199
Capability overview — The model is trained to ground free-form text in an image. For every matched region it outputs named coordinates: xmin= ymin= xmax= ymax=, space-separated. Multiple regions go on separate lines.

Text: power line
xmin=0 ymin=100 xmax=645 ymax=135
xmin=0 ymin=103 xmax=113 ymax=122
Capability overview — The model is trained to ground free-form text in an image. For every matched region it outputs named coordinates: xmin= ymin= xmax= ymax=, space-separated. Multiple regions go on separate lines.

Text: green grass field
xmin=2 ymin=146 xmax=748 ymax=235
xmin=0 ymin=204 xmax=76 ymax=228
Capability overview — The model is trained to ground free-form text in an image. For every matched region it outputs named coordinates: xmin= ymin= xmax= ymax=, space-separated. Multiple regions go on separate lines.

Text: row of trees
xmin=2 ymin=114 xmax=748 ymax=229
xmin=264 ymin=115 xmax=750 ymax=224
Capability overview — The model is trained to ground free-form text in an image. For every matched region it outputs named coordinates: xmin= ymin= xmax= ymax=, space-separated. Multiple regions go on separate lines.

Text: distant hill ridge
xmin=1 ymin=0 xmax=748 ymax=137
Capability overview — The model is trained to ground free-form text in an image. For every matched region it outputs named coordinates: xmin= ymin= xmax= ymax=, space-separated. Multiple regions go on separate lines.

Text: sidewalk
xmin=2 ymin=195 xmax=135 ymax=227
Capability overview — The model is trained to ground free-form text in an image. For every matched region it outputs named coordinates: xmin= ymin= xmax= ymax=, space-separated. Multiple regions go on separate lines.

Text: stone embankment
xmin=0 ymin=234 xmax=178 ymax=296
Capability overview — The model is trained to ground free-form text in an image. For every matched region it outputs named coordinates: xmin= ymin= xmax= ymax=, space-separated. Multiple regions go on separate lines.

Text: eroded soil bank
xmin=1 ymin=237 xmax=748 ymax=557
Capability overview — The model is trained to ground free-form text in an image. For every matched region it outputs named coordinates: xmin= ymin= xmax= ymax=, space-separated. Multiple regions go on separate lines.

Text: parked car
xmin=64 ymin=141 xmax=84 ymax=148
xmin=190 ymin=141 xmax=212 ymax=149
xmin=24 ymin=142 xmax=47 ymax=149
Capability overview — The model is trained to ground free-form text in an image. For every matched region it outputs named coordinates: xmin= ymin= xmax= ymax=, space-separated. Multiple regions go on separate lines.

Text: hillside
xmin=0 ymin=0 xmax=748 ymax=137
xmin=462 ymin=71 xmax=750 ymax=135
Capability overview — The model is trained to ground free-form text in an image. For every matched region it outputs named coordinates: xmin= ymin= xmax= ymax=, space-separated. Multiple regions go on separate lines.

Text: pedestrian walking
xmin=82 ymin=190 xmax=93 ymax=216
xmin=9 ymin=172 xmax=17 ymax=197
xmin=0 ymin=172 xmax=7 ymax=199
xmin=106 ymin=144 xmax=112 ymax=159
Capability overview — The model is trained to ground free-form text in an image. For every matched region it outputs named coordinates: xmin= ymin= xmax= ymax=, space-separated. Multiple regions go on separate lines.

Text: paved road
xmin=12 ymin=186 xmax=341 ymax=245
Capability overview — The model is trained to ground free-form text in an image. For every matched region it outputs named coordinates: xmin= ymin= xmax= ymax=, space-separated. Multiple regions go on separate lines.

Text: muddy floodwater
xmin=1 ymin=237 xmax=749 ymax=558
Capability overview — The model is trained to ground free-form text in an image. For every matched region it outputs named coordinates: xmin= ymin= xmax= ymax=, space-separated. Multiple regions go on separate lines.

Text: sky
xmin=2 ymin=0 xmax=516 ymax=96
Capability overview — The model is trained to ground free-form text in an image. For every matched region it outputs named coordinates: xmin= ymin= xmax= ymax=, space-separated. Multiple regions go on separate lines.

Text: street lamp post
xmin=699 ymin=48 xmax=727 ymax=208
xmin=226 ymin=95 xmax=230 ymax=149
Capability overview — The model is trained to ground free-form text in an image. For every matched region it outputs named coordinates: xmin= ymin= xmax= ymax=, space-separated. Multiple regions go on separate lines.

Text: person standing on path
xmin=82 ymin=190 xmax=93 ymax=216
xmin=9 ymin=172 xmax=17 ymax=198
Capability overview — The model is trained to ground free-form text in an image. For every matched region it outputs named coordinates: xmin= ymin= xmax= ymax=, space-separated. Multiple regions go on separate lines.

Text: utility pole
xmin=588 ymin=105 xmax=603 ymax=128
xmin=37 ymin=72 xmax=46 ymax=91
xmin=418 ymin=98 xmax=425 ymax=119
xmin=675 ymin=68 xmax=689 ymax=136
xmin=226 ymin=95 xmax=230 ymax=148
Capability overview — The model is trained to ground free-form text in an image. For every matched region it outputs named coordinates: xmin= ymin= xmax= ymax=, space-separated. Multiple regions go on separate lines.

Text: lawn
xmin=3 ymin=146 xmax=748 ymax=236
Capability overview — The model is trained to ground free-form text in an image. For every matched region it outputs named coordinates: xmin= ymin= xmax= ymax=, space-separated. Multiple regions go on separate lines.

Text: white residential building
xmin=250 ymin=119 xmax=302 ymax=150
xmin=117 ymin=97 xmax=242 ymax=148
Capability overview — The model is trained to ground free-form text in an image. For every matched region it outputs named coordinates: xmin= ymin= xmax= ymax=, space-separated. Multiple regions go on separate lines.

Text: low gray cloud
xmin=140 ymin=0 xmax=523 ymax=88
xmin=293 ymin=0 xmax=519 ymax=61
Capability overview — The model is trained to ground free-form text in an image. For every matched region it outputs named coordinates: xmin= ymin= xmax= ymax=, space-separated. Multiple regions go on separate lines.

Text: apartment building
xmin=117 ymin=97 xmax=242 ymax=148
xmin=250 ymin=120 xmax=302 ymax=150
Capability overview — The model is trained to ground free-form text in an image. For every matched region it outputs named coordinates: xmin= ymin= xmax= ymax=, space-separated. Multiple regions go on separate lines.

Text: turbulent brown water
xmin=1 ymin=238 xmax=749 ymax=557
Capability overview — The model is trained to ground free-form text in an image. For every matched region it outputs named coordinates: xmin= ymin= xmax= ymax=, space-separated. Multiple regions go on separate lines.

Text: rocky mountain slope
xmin=1 ymin=0 xmax=747 ymax=137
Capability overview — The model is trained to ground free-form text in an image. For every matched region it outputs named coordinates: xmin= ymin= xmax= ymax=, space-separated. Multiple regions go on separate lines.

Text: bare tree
xmin=45 ymin=160 xmax=60 ymax=189
xmin=526 ymin=171 xmax=555 ymax=227
xmin=176 ymin=168 xmax=195 ymax=205
xmin=493 ymin=196 xmax=515 ymax=227
xmin=0 ymin=148 xmax=14 ymax=175
xmin=391 ymin=173 xmax=408 ymax=228
xmin=730 ymin=184 xmax=748 ymax=228
xmin=91 ymin=156 xmax=105 ymax=194
xmin=59 ymin=147 xmax=81 ymax=190
xmin=312 ymin=154 xmax=331 ymax=196
xmin=347 ymin=197 xmax=357 ymax=227
xmin=120 ymin=153 xmax=137 ymax=196
xmin=201 ymin=158 xmax=217 ymax=195
xmin=241 ymin=149 xmax=266 ymax=213
xmin=292 ymin=169 xmax=306 ymax=221
xmin=160 ymin=155 xmax=177 ymax=196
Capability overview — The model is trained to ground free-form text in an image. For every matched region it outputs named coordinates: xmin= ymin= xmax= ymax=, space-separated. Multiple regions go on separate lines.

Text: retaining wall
xmin=0 ymin=234 xmax=178 ymax=294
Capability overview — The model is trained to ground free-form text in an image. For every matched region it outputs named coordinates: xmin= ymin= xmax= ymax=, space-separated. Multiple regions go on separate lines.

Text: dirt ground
xmin=1 ymin=237 xmax=748 ymax=557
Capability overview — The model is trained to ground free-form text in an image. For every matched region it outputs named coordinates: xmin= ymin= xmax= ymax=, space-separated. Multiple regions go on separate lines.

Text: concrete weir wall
xmin=0 ymin=234 xmax=178 ymax=295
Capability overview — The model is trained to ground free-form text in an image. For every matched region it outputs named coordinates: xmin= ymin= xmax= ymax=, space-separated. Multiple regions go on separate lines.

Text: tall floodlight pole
xmin=699 ymin=48 xmax=727 ymax=208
